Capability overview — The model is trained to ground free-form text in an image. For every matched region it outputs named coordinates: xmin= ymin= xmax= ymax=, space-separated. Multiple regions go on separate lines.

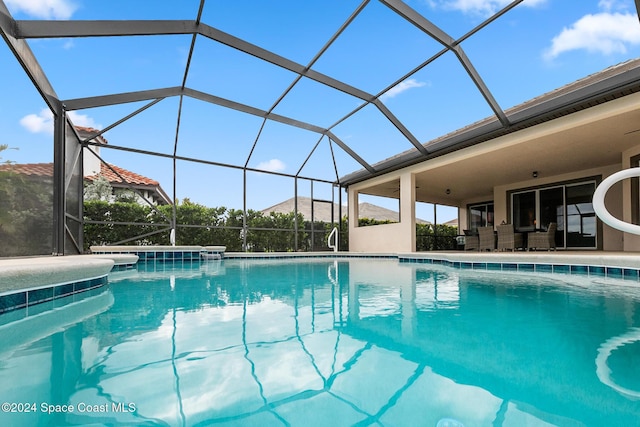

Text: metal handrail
xmin=328 ymin=226 xmax=338 ymax=252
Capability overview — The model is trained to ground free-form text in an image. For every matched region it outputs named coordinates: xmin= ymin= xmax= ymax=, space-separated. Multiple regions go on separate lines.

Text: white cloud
xmin=68 ymin=111 xmax=101 ymax=129
xmin=20 ymin=109 xmax=101 ymax=135
xmin=544 ymin=12 xmax=640 ymax=60
xmin=20 ymin=109 xmax=53 ymax=134
xmin=598 ymin=0 xmax=632 ymax=12
xmin=5 ymin=0 xmax=78 ymax=20
xmin=429 ymin=0 xmax=546 ymax=16
xmin=256 ymin=159 xmax=286 ymax=172
xmin=381 ymin=79 xmax=428 ymax=100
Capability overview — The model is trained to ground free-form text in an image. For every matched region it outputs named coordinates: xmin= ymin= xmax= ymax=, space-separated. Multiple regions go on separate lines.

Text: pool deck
xmin=0 ymin=254 xmax=136 ymax=294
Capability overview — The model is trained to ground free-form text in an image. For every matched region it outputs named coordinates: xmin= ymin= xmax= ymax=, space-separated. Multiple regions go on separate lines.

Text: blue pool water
xmin=1 ymin=258 xmax=640 ymax=426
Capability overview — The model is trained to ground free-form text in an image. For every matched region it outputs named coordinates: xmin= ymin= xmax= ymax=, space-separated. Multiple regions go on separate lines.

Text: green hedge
xmin=84 ymin=200 xmax=313 ymax=252
xmin=84 ymin=200 xmax=457 ymax=252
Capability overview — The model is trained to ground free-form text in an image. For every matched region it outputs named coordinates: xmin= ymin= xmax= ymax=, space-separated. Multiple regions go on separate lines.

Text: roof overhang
xmin=340 ymin=61 xmax=640 ymax=196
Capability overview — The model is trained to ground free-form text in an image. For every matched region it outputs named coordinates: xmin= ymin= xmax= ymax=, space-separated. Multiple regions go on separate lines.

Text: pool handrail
xmin=593 ymin=168 xmax=640 ymax=235
xmin=328 ymin=226 xmax=338 ymax=252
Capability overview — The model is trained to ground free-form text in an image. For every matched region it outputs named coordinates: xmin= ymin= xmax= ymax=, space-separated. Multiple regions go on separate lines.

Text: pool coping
xmin=0 ymin=255 xmax=118 ymax=314
xmin=2 ymin=250 xmax=640 ymax=314
xmin=397 ymin=251 xmax=640 ymax=281
xmin=223 ymin=251 xmax=640 ymax=282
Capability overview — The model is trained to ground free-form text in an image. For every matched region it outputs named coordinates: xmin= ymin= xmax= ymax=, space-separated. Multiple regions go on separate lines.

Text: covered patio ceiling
xmin=418 ymin=103 xmax=640 ymax=202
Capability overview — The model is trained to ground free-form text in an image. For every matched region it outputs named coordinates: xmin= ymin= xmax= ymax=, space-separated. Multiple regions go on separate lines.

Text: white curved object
xmin=593 ymin=168 xmax=640 ymax=235
xmin=595 ymin=327 xmax=640 ymax=399
xmin=328 ymin=226 xmax=338 ymax=252
xmin=170 ymin=228 xmax=176 ymax=246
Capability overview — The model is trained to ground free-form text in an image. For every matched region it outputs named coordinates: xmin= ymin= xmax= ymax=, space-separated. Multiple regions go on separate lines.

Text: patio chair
xmin=478 ymin=226 xmax=496 ymax=251
xmin=496 ymin=224 xmax=524 ymax=251
xmin=464 ymin=234 xmax=479 ymax=251
xmin=527 ymin=222 xmax=557 ymax=251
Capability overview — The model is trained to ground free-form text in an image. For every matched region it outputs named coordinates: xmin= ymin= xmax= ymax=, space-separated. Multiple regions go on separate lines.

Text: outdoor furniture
xmin=527 ymin=222 xmax=557 ymax=251
xmin=463 ymin=230 xmax=479 ymax=251
xmin=478 ymin=226 xmax=496 ymax=251
xmin=497 ymin=224 xmax=524 ymax=251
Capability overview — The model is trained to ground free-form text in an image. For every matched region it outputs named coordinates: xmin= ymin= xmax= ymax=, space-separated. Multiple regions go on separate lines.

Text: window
xmin=467 ymin=202 xmax=494 ymax=232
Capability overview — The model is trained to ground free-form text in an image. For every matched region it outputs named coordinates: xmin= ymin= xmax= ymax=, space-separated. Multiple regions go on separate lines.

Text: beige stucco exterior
xmin=347 ymin=91 xmax=640 ymax=253
xmin=349 ymin=173 xmax=416 ymax=252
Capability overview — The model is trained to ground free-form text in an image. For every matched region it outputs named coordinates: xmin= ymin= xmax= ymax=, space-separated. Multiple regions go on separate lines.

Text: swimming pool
xmin=1 ymin=257 xmax=639 ymax=426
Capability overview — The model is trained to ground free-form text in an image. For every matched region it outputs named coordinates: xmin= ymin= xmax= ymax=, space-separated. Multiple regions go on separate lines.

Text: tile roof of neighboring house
xmin=85 ymin=163 xmax=160 ymax=187
xmin=86 ymin=163 xmax=172 ymax=205
xmin=1 ymin=162 xmax=171 ymax=204
xmin=0 ymin=162 xmax=53 ymax=177
xmin=75 ymin=126 xmax=108 ymax=145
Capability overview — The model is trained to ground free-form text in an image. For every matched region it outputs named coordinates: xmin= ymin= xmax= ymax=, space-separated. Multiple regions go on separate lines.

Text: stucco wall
xmin=349 ymin=222 xmax=410 ymax=252
xmin=349 ymin=172 xmax=416 ymax=252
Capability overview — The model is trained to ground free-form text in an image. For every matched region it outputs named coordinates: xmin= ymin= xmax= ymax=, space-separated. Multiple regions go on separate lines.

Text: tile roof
xmin=1 ymin=162 xmax=171 ymax=204
xmin=341 ymin=57 xmax=640 ymax=184
xmin=1 ymin=162 xmax=159 ymax=187
xmin=75 ymin=126 xmax=108 ymax=145
xmin=86 ymin=163 xmax=160 ymax=187
xmin=424 ymin=58 xmax=640 ymax=149
xmin=0 ymin=162 xmax=53 ymax=176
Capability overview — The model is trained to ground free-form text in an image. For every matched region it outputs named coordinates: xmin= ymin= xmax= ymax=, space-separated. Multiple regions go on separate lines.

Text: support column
xmin=348 ymin=188 xmax=359 ymax=234
xmin=399 ymin=172 xmax=416 ymax=252
xmin=52 ymin=108 xmax=66 ymax=255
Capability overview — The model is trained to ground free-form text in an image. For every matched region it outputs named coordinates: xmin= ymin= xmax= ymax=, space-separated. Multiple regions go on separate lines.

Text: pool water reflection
xmin=1 ymin=258 xmax=639 ymax=426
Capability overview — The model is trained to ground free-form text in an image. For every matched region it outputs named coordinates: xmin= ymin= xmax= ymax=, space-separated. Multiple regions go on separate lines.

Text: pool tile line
xmin=224 ymin=253 xmax=396 ymax=260
xmin=136 ymin=252 xmax=640 ymax=282
xmin=398 ymin=257 xmax=640 ymax=282
xmin=94 ymin=249 xmax=224 ymax=263
xmin=0 ymin=275 xmax=108 ymax=314
xmin=103 ymin=250 xmax=204 ymax=262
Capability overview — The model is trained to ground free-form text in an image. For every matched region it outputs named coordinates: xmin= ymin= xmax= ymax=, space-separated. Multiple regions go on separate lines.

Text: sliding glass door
xmin=511 ymin=180 xmax=597 ymax=249
xmin=512 ymin=191 xmax=536 ymax=232
xmin=566 ymin=183 xmax=596 ymax=248
xmin=540 ymin=187 xmax=565 ymax=247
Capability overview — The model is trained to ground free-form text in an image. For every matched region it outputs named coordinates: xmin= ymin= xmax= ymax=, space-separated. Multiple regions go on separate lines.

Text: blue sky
xmin=2 ymin=0 xmax=640 ymax=223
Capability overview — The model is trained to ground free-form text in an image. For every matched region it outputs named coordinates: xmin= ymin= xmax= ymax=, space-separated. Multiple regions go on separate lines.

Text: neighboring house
xmin=84 ymin=162 xmax=172 ymax=206
xmin=0 ymin=162 xmax=54 ymax=181
xmin=443 ymin=218 xmax=458 ymax=228
xmin=78 ymin=126 xmax=172 ymax=205
xmin=344 ymin=59 xmax=640 ymax=252
xmin=261 ymin=196 xmax=429 ymax=224
xmin=0 ymin=127 xmax=171 ymax=206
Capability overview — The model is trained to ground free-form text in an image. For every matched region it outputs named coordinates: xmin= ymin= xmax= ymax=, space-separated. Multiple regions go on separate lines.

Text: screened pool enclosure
xmin=2 ymin=1 xmax=639 ymax=256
